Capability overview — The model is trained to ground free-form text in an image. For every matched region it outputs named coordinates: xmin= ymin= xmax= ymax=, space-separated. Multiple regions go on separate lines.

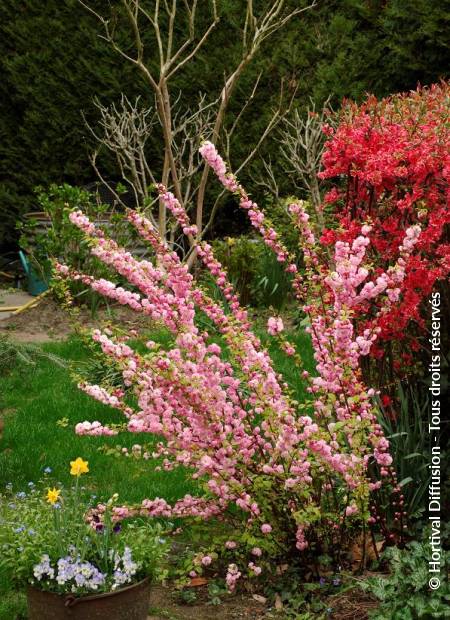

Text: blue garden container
xmin=19 ymin=251 xmax=49 ymax=296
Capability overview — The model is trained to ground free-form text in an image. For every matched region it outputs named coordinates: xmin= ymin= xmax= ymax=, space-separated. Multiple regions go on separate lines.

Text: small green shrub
xmin=361 ymin=540 xmax=450 ymax=619
xmin=17 ymin=184 xmax=135 ymax=313
xmin=211 ymin=236 xmax=265 ymax=306
xmin=211 ymin=235 xmax=292 ymax=308
xmin=18 ymin=184 xmax=104 ymax=273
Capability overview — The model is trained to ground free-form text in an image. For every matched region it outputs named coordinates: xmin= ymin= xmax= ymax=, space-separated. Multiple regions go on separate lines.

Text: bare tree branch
xmin=250 ymin=157 xmax=280 ymax=201
xmin=79 ymin=0 xmax=314 ymax=260
xmin=166 ymin=5 xmax=219 ymax=78
xmin=195 ymin=0 xmax=313 ymax=234
xmin=85 ymin=95 xmax=160 ymax=213
xmin=277 ymin=97 xmax=335 ymax=228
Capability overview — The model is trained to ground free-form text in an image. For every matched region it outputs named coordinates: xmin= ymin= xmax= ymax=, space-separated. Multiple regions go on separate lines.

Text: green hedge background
xmin=1 ymin=0 xmax=449 ymax=248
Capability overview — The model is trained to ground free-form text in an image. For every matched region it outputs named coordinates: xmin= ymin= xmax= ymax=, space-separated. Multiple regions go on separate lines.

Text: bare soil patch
xmin=146 ymin=583 xmax=378 ymax=620
xmin=0 ymin=298 xmax=152 ymax=342
xmin=147 ymin=585 xmax=267 ymax=620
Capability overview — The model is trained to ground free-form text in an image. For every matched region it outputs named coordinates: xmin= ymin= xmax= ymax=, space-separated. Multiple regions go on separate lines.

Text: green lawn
xmin=0 ymin=335 xmax=198 ymax=619
xmin=0 ymin=329 xmax=314 ymax=500
xmin=0 ymin=337 xmax=197 ymax=504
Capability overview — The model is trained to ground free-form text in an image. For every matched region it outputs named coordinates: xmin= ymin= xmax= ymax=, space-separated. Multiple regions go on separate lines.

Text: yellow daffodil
xmin=70 ymin=457 xmax=89 ymax=477
xmin=46 ymin=487 xmax=61 ymax=505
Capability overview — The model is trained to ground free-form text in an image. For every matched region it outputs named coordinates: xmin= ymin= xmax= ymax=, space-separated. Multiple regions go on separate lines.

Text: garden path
xmin=0 ymin=290 xmax=34 ymax=320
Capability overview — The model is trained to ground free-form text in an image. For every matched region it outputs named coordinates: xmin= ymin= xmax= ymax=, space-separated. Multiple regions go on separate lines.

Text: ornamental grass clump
xmin=55 ymin=142 xmax=419 ymax=588
xmin=0 ymin=460 xmax=169 ymax=594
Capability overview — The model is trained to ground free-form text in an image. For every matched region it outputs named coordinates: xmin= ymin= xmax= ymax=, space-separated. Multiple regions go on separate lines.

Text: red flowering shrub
xmin=319 ymin=83 xmax=450 ymax=382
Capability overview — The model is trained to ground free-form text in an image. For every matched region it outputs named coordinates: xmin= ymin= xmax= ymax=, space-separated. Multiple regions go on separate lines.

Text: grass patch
xmin=0 ymin=329 xmax=314 ymax=498
xmin=263 ymin=329 xmax=315 ymax=403
xmin=0 ymin=588 xmax=27 ymax=620
xmin=0 ymin=337 xmax=196 ymax=503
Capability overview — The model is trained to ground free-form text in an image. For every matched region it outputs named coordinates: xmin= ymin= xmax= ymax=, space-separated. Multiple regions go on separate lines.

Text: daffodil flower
xmin=70 ymin=457 xmax=89 ymax=477
xmin=46 ymin=487 xmax=61 ymax=505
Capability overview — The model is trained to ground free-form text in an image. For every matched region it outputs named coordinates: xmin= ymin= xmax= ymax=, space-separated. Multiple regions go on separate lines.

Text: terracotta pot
xmin=27 ymin=577 xmax=151 ymax=620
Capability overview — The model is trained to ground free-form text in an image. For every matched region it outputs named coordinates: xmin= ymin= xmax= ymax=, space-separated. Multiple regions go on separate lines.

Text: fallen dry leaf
xmin=350 ymin=536 xmax=385 ymax=569
xmin=186 ymin=576 xmax=208 ymax=587
xmin=252 ymin=594 xmax=267 ymax=604
xmin=275 ymin=593 xmax=283 ymax=611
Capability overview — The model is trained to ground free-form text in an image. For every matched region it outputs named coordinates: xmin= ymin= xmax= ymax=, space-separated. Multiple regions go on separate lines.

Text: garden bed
xmin=147 ymin=582 xmax=379 ymax=619
xmin=0 ymin=580 xmax=380 ymax=620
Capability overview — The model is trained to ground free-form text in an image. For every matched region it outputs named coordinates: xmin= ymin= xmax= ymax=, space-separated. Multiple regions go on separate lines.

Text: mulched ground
xmin=148 ymin=585 xmax=267 ymax=619
xmin=147 ymin=584 xmax=378 ymax=619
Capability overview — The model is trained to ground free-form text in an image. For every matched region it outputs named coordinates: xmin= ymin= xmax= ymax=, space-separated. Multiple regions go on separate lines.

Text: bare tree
xmin=86 ymin=93 xmax=216 ymax=242
xmin=250 ymin=156 xmax=281 ymax=202
xmin=277 ymin=98 xmax=335 ymax=229
xmin=79 ymin=0 xmax=315 ymax=258
xmin=85 ymin=95 xmax=158 ymax=213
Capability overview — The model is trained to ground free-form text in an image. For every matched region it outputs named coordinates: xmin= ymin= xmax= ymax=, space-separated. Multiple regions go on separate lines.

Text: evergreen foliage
xmin=1 ymin=0 xmax=449 ymax=248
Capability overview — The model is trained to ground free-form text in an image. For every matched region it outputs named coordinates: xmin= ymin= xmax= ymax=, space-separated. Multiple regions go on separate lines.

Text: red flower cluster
xmin=319 ymin=83 xmax=450 ymax=376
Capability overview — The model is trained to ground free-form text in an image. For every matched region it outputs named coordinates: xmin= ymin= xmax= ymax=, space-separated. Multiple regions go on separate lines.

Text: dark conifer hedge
xmin=1 ymin=0 xmax=448 ymax=248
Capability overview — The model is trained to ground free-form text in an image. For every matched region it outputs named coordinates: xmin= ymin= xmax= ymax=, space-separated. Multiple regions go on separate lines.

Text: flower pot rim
xmin=27 ymin=575 xmax=151 ymax=606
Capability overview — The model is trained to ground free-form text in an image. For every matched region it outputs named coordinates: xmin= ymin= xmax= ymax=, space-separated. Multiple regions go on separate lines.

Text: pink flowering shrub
xmin=55 ymin=143 xmax=417 ymax=587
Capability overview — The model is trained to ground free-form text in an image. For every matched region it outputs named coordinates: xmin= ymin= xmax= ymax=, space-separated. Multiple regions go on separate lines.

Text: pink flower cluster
xmin=58 ymin=141 xmax=414 ymax=588
xmin=75 ymin=420 xmax=117 ymax=436
xmin=199 ymin=142 xmax=239 ymax=192
xmin=200 ymin=142 xmax=414 ymax=510
xmin=225 ymin=564 xmax=242 ymax=591
xmin=156 ymin=184 xmax=198 ymax=237
xmin=267 ymin=316 xmax=284 ymax=336
xmin=201 ymin=142 xmax=296 ymax=267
